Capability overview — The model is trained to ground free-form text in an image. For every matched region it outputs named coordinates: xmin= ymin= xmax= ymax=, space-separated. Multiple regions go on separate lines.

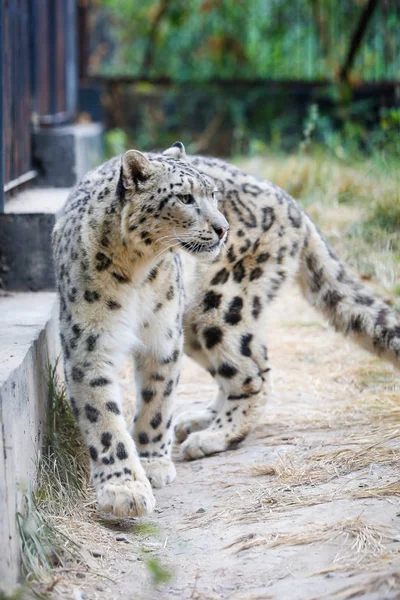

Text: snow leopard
xmin=52 ymin=141 xmax=400 ymax=518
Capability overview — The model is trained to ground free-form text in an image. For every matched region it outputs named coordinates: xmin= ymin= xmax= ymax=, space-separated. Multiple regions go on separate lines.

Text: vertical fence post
xmin=66 ymin=0 xmax=77 ymax=118
xmin=48 ymin=0 xmax=56 ymax=116
xmin=0 ymin=0 xmax=4 ymax=213
xmin=29 ymin=0 xmax=37 ymax=129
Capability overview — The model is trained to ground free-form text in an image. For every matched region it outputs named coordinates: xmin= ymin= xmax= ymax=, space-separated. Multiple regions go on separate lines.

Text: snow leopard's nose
xmin=212 ymin=224 xmax=229 ymax=240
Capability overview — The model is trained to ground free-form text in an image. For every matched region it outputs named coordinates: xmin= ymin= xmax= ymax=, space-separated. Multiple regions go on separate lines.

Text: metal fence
xmin=1 ymin=0 xmax=77 ymax=207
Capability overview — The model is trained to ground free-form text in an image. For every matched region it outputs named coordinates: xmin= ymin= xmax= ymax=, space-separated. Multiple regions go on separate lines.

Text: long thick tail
xmin=297 ymin=217 xmax=400 ymax=369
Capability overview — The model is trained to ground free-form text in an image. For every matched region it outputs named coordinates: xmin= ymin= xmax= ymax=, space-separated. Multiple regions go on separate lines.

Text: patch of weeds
xmin=44 ymin=360 xmax=88 ymax=505
xmin=145 ymin=557 xmax=173 ymax=584
xmin=17 ymin=494 xmax=84 ymax=589
xmin=17 ymin=360 xmax=89 ymax=595
xmin=132 ymin=522 xmax=160 ymax=537
xmin=104 ymin=128 xmax=129 ymax=159
xmin=370 ymin=193 xmax=400 ymax=233
xmin=357 ymin=223 xmax=400 ymax=256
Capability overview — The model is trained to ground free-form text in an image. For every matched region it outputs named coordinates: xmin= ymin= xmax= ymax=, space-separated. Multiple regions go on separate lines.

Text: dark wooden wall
xmin=3 ymin=0 xmax=32 ymax=192
xmin=1 ymin=0 xmax=77 ymax=203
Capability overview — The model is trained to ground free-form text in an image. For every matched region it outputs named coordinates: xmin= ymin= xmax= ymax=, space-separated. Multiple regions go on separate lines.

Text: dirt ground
xmin=51 ymin=286 xmax=400 ymax=600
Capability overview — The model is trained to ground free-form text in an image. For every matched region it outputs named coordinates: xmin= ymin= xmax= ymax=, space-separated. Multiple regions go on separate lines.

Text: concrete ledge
xmin=33 ymin=122 xmax=104 ymax=187
xmin=1 ymin=188 xmax=70 ymax=292
xmin=0 ymin=214 xmax=56 ymax=291
xmin=5 ymin=188 xmax=69 ymax=215
xmin=0 ymin=292 xmax=59 ymax=590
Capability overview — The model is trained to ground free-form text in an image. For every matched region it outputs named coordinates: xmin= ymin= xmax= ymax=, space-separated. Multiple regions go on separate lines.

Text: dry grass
xmin=18 ymin=362 xmax=172 ymax=598
xmin=251 ymin=430 xmax=400 ymax=486
xmin=238 ymin=152 xmax=400 ymax=298
xmin=225 ymin=517 xmax=392 ymax=564
xmin=311 ymin=570 xmax=400 ymax=600
xmin=184 ymin=479 xmax=400 ymax=531
xmin=16 ymin=364 xmax=98 ymax=597
xmin=17 ymin=364 xmax=130 ymax=598
xmin=257 ymin=392 xmax=400 ymax=440
xmin=254 ymin=333 xmax=400 ymax=442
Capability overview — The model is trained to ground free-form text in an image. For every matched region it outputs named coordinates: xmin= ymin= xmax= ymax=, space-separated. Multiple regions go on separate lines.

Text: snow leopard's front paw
xmin=180 ymin=430 xmax=228 ymax=460
xmin=97 ymin=479 xmax=156 ymax=517
xmin=141 ymin=457 xmax=176 ymax=489
xmin=174 ymin=409 xmax=214 ymax=442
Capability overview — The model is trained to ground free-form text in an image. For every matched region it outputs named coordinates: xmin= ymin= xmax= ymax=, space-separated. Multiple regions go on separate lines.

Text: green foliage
xmin=105 ymin=128 xmax=129 ymax=158
xmin=145 ymin=557 xmax=173 ymax=584
xmin=299 ymin=104 xmax=320 ymax=154
xmin=96 ymin=0 xmax=400 ymax=82
xmin=370 ymin=194 xmax=400 ymax=233
xmin=132 ymin=522 xmax=160 ymax=536
xmin=102 ymin=87 xmax=400 ymax=162
xmin=94 ymin=1 xmax=400 ymax=160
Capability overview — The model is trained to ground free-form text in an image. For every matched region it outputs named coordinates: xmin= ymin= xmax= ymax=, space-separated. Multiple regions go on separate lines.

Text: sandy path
xmin=55 ymin=287 xmax=400 ymax=600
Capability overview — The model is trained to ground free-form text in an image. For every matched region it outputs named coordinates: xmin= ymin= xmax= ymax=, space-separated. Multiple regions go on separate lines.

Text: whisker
xmin=153 ymin=241 xmax=182 ymax=261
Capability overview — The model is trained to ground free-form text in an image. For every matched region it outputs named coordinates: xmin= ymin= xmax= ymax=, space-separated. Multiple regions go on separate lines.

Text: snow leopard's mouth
xmin=178 ymin=239 xmax=221 ymax=254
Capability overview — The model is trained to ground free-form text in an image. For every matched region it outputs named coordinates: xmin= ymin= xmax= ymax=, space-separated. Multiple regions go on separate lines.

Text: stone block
xmin=0 ymin=213 xmax=56 ymax=291
xmin=33 ymin=122 xmax=104 ymax=187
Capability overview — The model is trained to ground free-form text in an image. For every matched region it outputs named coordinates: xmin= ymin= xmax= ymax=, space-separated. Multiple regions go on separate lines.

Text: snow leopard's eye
xmin=178 ymin=194 xmax=195 ymax=205
xmin=212 ymin=189 xmax=220 ymax=203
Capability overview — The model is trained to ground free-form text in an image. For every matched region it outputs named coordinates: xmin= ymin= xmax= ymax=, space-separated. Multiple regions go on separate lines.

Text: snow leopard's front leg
xmin=134 ymin=262 xmax=184 ymax=488
xmin=63 ymin=331 xmax=155 ymax=517
xmin=133 ymin=346 xmax=182 ymax=488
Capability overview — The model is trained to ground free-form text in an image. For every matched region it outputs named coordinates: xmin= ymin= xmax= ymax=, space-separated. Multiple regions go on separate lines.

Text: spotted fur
xmin=53 ymin=142 xmax=400 ymax=516
xmin=173 ymin=150 xmax=400 ymax=461
xmin=52 ymin=144 xmax=228 ymax=517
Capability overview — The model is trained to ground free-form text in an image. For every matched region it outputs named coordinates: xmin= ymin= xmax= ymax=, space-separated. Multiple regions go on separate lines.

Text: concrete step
xmin=0 ymin=289 xmax=59 ymax=589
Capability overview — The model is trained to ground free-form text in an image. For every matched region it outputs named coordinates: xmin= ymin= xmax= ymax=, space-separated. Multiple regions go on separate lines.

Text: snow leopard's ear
xmin=163 ymin=141 xmax=187 ymax=160
xmin=121 ymin=150 xmax=156 ymax=189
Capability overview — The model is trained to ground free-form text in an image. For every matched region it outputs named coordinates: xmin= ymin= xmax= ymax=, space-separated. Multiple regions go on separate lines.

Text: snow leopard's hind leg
xmin=174 ymin=387 xmax=226 ymax=443
xmin=181 ymin=327 xmax=272 ymax=459
xmin=178 ymin=294 xmax=274 ymax=460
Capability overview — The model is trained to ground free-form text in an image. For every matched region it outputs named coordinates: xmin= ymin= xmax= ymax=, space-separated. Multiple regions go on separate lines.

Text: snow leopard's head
xmin=120 ymin=142 xmax=229 ymax=258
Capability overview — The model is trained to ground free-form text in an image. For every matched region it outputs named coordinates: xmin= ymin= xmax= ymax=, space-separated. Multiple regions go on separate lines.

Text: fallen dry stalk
xmin=311 ymin=570 xmax=400 ymax=600
xmin=251 ymin=430 xmax=400 ymax=487
xmin=225 ymin=517 xmax=392 ymax=568
xmin=184 ymin=480 xmax=400 ymax=530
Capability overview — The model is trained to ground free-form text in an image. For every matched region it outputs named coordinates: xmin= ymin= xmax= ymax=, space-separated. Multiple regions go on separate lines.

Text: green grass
xmin=370 ymin=193 xmax=400 ymax=233
xmin=132 ymin=522 xmax=161 ymax=536
xmin=145 ymin=558 xmax=173 ymax=585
